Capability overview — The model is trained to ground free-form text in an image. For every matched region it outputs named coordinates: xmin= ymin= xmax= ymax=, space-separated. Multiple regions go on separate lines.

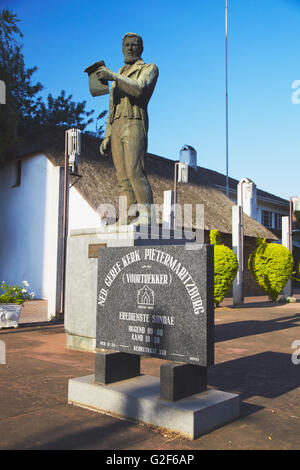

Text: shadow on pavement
xmin=215 ymin=314 xmax=300 ymax=342
xmin=209 ymin=351 xmax=300 ymax=400
xmin=9 ymin=414 xmax=150 ymax=450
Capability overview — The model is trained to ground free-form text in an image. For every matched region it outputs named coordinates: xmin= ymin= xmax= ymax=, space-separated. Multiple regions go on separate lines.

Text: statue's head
xmin=122 ymin=33 xmax=143 ymax=64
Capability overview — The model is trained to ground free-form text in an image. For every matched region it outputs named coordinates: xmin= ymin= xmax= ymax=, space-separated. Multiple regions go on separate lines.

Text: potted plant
xmin=0 ymin=281 xmax=35 ymax=329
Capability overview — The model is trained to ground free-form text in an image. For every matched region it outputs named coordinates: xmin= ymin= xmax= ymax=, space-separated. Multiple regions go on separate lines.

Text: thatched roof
xmin=4 ymin=126 xmax=278 ymax=240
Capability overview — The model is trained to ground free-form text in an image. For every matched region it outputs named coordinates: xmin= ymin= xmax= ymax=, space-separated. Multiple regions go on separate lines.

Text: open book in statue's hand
xmin=84 ymin=60 xmax=109 ymax=97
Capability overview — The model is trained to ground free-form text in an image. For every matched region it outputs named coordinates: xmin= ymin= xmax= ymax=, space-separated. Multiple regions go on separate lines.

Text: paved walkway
xmin=1 ymin=295 xmax=300 ymax=450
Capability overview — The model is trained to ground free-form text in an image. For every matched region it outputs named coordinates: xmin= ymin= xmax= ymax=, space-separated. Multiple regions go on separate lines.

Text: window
xmin=261 ymin=210 xmax=273 ymax=228
xmin=275 ymin=213 xmax=283 ymax=230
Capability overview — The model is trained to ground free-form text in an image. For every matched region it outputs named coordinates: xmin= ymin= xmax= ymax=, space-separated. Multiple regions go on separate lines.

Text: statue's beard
xmin=124 ymin=53 xmax=141 ymax=65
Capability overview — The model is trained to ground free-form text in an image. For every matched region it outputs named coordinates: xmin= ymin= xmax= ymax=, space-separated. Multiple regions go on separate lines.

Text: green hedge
xmin=248 ymin=238 xmax=293 ymax=301
xmin=210 ymin=230 xmax=239 ymax=307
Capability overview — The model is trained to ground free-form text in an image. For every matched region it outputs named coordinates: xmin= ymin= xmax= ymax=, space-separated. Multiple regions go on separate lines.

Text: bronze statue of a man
xmin=97 ymin=33 xmax=158 ymax=225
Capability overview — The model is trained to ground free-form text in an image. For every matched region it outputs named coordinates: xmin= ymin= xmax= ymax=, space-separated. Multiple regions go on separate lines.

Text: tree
xmin=31 ymin=91 xmax=107 ymax=136
xmin=31 ymin=91 xmax=94 ymax=130
xmin=0 ymin=8 xmax=43 ymax=160
xmin=0 ymin=8 xmax=106 ymax=161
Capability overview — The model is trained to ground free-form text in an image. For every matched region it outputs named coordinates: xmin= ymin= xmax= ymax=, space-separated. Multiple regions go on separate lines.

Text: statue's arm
xmin=104 ymin=111 xmax=112 ymax=140
xmin=104 ymin=84 xmax=114 ymax=139
xmin=99 ymin=85 xmax=113 ymax=156
xmin=114 ymin=64 xmax=159 ymax=98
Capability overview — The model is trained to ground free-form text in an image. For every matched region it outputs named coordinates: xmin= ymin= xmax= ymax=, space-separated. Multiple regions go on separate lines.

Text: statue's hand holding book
xmin=84 ymin=60 xmax=109 ymax=97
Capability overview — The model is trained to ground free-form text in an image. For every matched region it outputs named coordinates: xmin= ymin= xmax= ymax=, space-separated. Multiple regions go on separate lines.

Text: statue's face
xmin=123 ymin=36 xmax=141 ymax=64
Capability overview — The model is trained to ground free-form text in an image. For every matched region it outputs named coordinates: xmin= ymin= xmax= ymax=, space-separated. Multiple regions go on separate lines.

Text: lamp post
xmin=290 ymin=197 xmax=294 ymax=255
xmin=60 ymin=129 xmax=81 ymax=315
xmin=173 ymin=160 xmax=188 ymax=230
xmin=225 ymin=0 xmax=229 ymax=198
xmin=239 ymin=181 xmax=245 ymax=273
xmin=233 ymin=179 xmax=246 ymax=305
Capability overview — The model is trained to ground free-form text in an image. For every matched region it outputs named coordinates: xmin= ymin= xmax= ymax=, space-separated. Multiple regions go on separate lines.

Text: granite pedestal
xmin=67 ymin=233 xmax=240 ymax=438
xmin=68 ymin=374 xmax=240 ymax=440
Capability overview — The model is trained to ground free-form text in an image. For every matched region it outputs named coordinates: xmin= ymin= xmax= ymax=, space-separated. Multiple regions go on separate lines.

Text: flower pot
xmin=0 ymin=304 xmax=22 ymax=329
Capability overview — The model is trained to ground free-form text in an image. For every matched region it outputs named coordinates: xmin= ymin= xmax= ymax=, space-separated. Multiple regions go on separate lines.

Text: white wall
xmin=69 ymin=186 xmax=103 ymax=231
xmin=0 ymin=154 xmax=58 ymax=300
xmin=0 ymin=154 xmax=104 ymax=305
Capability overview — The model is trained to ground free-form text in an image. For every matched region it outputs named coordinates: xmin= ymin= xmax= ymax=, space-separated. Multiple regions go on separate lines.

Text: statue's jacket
xmin=105 ymin=59 xmax=159 ymax=139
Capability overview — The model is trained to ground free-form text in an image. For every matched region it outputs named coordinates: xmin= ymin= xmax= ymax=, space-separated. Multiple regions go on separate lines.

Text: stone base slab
xmin=66 ymin=333 xmax=96 ymax=352
xmin=68 ymin=374 xmax=240 ymax=439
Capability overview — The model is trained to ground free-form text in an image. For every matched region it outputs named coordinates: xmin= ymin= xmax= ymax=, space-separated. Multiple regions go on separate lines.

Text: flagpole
xmin=225 ymin=0 xmax=229 ymax=198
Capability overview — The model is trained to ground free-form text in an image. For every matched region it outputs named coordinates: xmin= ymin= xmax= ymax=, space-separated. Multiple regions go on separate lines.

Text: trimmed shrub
xmin=248 ymin=238 xmax=293 ymax=301
xmin=210 ymin=229 xmax=239 ymax=307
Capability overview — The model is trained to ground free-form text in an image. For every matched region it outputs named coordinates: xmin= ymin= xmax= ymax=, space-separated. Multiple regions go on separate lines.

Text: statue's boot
xmin=105 ymin=211 xmax=136 ymax=231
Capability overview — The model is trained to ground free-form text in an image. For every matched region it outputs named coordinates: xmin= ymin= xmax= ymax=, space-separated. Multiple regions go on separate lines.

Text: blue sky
xmin=3 ymin=0 xmax=300 ymax=200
